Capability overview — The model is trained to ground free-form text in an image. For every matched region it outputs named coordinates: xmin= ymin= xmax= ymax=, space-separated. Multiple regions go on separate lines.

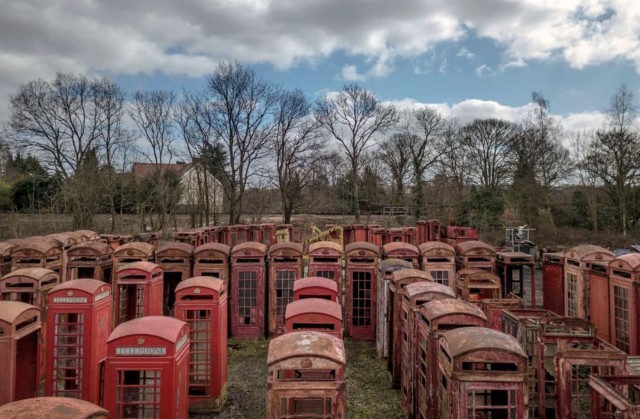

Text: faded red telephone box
xmin=112 ymin=242 xmax=155 ymax=274
xmin=417 ymin=299 xmax=487 ymax=419
xmin=11 ymin=238 xmax=63 ymax=277
xmin=47 ymin=232 xmax=77 ymax=280
xmin=100 ymin=233 xmax=122 ymax=250
xmin=382 ymin=242 xmax=420 ymax=269
xmin=400 ymin=281 xmax=455 ymax=418
xmin=455 ymin=240 xmax=496 ymax=273
xmin=174 ymin=277 xmax=228 ymax=413
xmin=268 ymin=242 xmax=303 ymax=337
xmin=266 ymin=331 xmax=347 ymax=418
xmin=307 ymin=241 xmax=343 ymax=297
xmin=0 ymin=242 xmax=16 ymax=277
xmin=285 ymin=298 xmax=343 ymax=338
xmin=344 ymin=241 xmax=379 ymax=340
xmin=293 ymin=277 xmax=339 ymax=302
xmin=415 ymin=219 xmax=441 ymax=244
xmin=113 ymin=262 xmax=163 ymax=326
xmin=368 ymin=227 xmax=386 ymax=248
xmin=0 ymin=301 xmax=41 ymax=405
xmin=387 ymin=269 xmax=432 ymax=387
xmin=419 ymin=241 xmax=455 ymax=288
xmin=155 ymin=241 xmax=194 ymax=315
xmin=193 ymin=243 xmax=230 ymax=283
xmin=0 ymin=397 xmax=108 ymax=418
xmin=542 ymin=252 xmax=565 ymax=315
xmin=563 ymin=245 xmax=614 ymax=319
xmin=45 ymin=279 xmax=112 ymax=404
xmin=455 ymin=268 xmax=501 ymax=303
xmin=104 ymin=316 xmax=190 ymax=419
xmin=590 ymin=375 xmax=640 ymax=418
xmin=352 ymin=224 xmax=368 ymax=242
xmin=587 ymin=257 xmax=613 ymax=343
xmin=230 ymin=242 xmax=267 ymax=338
xmin=174 ymin=229 xmax=198 ymax=246
xmin=260 ymin=223 xmax=277 ymax=246
xmin=497 ymin=251 xmax=536 ymax=306
xmin=436 ymin=327 xmax=528 ymax=419
xmin=376 ymin=258 xmax=412 ymax=358
xmin=608 ymin=253 xmax=640 ymax=354
xmin=72 ymin=230 xmax=100 ymax=243
xmin=479 ymin=295 xmax=524 ymax=330
xmin=66 ymin=241 xmax=114 ymax=283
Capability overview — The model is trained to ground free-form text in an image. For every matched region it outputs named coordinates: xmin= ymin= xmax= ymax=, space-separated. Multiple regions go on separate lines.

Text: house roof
xmin=132 ymin=162 xmax=190 ymax=179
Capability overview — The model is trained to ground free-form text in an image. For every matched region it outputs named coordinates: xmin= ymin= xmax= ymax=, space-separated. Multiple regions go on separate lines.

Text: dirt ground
xmin=204 ymin=338 xmax=402 ymax=419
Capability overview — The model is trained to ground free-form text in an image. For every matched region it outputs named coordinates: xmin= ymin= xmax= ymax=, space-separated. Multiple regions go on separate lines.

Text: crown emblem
xmin=137 ymin=337 xmax=145 ymax=345
xmin=67 ymin=291 xmax=73 ymax=296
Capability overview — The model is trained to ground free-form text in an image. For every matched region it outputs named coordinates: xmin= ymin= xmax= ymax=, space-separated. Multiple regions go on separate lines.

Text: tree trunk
xmin=351 ymin=161 xmax=360 ymax=223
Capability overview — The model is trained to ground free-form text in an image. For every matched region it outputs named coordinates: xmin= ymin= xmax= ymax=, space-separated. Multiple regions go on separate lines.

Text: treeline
xmin=0 ymin=63 xmax=639 ymax=239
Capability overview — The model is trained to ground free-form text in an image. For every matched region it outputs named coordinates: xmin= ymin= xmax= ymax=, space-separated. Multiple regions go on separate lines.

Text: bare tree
xmin=403 ymin=107 xmax=449 ymax=218
xmin=437 ymin=120 xmax=471 ymax=211
xmin=572 ymin=132 xmax=601 ymax=231
xmin=315 ymin=83 xmax=398 ymax=222
xmin=129 ymin=89 xmax=177 ymax=230
xmin=206 ymin=61 xmax=276 ymax=224
xmin=270 ymin=88 xmax=324 ymax=223
xmin=378 ymin=133 xmax=412 ymax=207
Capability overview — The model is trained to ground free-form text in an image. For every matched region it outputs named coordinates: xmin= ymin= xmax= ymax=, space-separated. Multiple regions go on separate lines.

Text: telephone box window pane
xmin=276 ymin=270 xmax=295 ymax=325
xmin=116 ymin=369 xmax=161 ymax=418
xmin=430 ymin=270 xmax=449 ymax=287
xmin=52 ymin=312 xmax=84 ymax=398
xmin=613 ymin=285 xmax=630 ymax=353
xmin=567 ymin=272 xmax=578 ymax=317
xmin=317 ymin=270 xmax=335 ymax=281
xmin=238 ymin=271 xmax=257 ymax=325
xmin=352 ymin=271 xmax=372 ymax=327
xmin=185 ymin=309 xmax=212 ymax=396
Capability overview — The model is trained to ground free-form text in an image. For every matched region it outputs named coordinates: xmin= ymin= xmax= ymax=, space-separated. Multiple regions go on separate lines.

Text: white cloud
xmin=457 ymin=47 xmax=475 ymax=59
xmin=340 ymin=65 xmax=366 ymax=82
xmin=475 ymin=64 xmax=493 ymax=78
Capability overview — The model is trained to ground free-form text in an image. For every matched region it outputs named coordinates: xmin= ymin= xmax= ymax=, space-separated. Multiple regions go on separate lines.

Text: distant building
xmin=132 ymin=160 xmax=224 ymax=216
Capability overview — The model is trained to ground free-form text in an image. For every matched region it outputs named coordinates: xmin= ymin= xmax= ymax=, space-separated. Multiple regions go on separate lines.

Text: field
xmin=205 ymin=338 xmax=402 ymax=419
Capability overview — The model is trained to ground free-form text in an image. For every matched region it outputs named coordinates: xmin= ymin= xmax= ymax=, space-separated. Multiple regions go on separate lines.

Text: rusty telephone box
xmin=100 ymin=234 xmax=122 ymax=251
xmin=104 ymin=316 xmax=190 ymax=419
xmin=455 ymin=268 xmax=501 ymax=303
xmin=376 ymin=258 xmax=412 ymax=358
xmin=174 ymin=277 xmax=228 ymax=413
xmin=497 ymin=251 xmax=536 ymax=306
xmin=113 ymin=262 xmax=163 ymax=326
xmin=436 ymin=327 xmax=528 ymax=419
xmin=66 ymin=241 xmax=114 ymax=283
xmin=418 ymin=241 xmax=455 ymax=288
xmin=11 ymin=238 xmax=63 ymax=277
xmin=588 ymin=257 xmax=614 ymax=343
xmin=400 ymin=281 xmax=455 ymax=418
xmin=0 ymin=397 xmax=108 ymax=418
xmin=293 ymin=277 xmax=339 ymax=302
xmin=608 ymin=253 xmax=640 ymax=354
xmin=193 ymin=243 xmax=230 ymax=283
xmin=45 ymin=279 xmax=112 ymax=404
xmin=155 ymin=241 xmax=194 ymax=316
xmin=0 ymin=301 xmax=41 ymax=405
xmin=589 ymin=374 xmax=640 ymax=418
xmin=230 ymin=242 xmax=267 ymax=338
xmin=455 ymin=240 xmax=496 ymax=273
xmin=542 ymin=252 xmax=565 ymax=315
xmin=563 ymin=245 xmax=614 ymax=319
xmin=307 ymin=241 xmax=343 ymax=298
xmin=112 ymin=242 xmax=155 ymax=274
xmin=344 ymin=241 xmax=379 ymax=340
xmin=0 ymin=242 xmax=16 ymax=277
xmin=478 ymin=295 xmax=524 ymax=331
xmin=268 ymin=242 xmax=303 ymax=337
xmin=266 ymin=331 xmax=347 ymax=418
xmin=382 ymin=242 xmax=420 ymax=269
xmin=71 ymin=230 xmax=100 ymax=243
xmin=387 ymin=269 xmax=432 ymax=387
xmin=417 ymin=299 xmax=487 ymax=419
xmin=285 ymin=298 xmax=343 ymax=338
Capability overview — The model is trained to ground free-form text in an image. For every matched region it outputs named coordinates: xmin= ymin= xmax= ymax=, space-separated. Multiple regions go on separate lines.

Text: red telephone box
xmin=266 ymin=331 xmax=347 ymax=418
xmin=11 ymin=239 xmax=63 ymax=277
xmin=590 ymin=375 xmax=640 ymax=418
xmin=0 ymin=301 xmax=41 ymax=405
xmin=0 ymin=242 xmax=16 ymax=277
xmin=587 ymin=258 xmax=613 ymax=343
xmin=268 ymin=242 xmax=303 ymax=337
xmin=542 ymin=252 xmax=565 ymax=315
xmin=284 ymin=298 xmax=343 ymax=338
xmin=400 ymin=281 xmax=455 ymax=418
xmin=226 ymin=225 xmax=240 ymax=247
xmin=112 ymin=242 xmax=155 ymax=274
xmin=293 ymin=277 xmax=339 ymax=302
xmin=368 ymin=227 xmax=386 ymax=248
xmin=307 ymin=241 xmax=343 ymax=298
xmin=113 ymin=262 xmax=163 ymax=326
xmin=72 ymin=230 xmax=100 ymax=243
xmin=344 ymin=241 xmax=379 ymax=340
xmin=455 ymin=268 xmax=501 ymax=303
xmin=455 ymin=240 xmax=496 ymax=273
xmin=1 ymin=267 xmax=59 ymax=309
xmin=174 ymin=229 xmax=198 ymax=246
xmin=418 ymin=241 xmax=455 ymax=288
xmin=376 ymin=258 xmax=412 ymax=358
xmin=100 ymin=234 xmax=122 ymax=251
xmin=174 ymin=277 xmax=228 ymax=413
xmin=66 ymin=241 xmax=114 ymax=283
xmin=352 ymin=224 xmax=368 ymax=243
xmin=0 ymin=397 xmax=108 ymax=418
xmin=382 ymin=242 xmax=420 ymax=269
xmin=193 ymin=243 xmax=230 ymax=283
xmin=47 ymin=232 xmax=77 ymax=281
xmin=497 ymin=251 xmax=536 ymax=306
xmin=417 ymin=299 xmax=487 ymax=419
xmin=230 ymin=242 xmax=267 ymax=338
xmin=387 ymin=227 xmax=404 ymax=243
xmin=563 ymin=245 xmax=614 ymax=319
xmin=387 ymin=269 xmax=432 ymax=387
xmin=45 ymin=279 xmax=112 ymax=404
xmin=478 ymin=295 xmax=524 ymax=330
xmin=608 ymin=253 xmax=640 ymax=354
xmin=260 ymin=223 xmax=277 ymax=246
xmin=104 ymin=316 xmax=190 ymax=419
xmin=436 ymin=327 xmax=528 ymax=419
xmin=155 ymin=241 xmax=194 ymax=315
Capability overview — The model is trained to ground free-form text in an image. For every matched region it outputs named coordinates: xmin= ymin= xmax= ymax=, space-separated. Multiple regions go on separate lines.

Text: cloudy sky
xmin=1 ymin=0 xmax=639 ymax=133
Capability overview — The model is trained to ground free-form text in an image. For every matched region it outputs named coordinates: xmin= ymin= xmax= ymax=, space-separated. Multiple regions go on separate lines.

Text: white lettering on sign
xmin=175 ymin=333 xmax=189 ymax=352
xmin=115 ymin=347 xmax=167 ymax=356
xmin=94 ymin=291 xmax=110 ymax=302
xmin=53 ymin=297 xmax=88 ymax=304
